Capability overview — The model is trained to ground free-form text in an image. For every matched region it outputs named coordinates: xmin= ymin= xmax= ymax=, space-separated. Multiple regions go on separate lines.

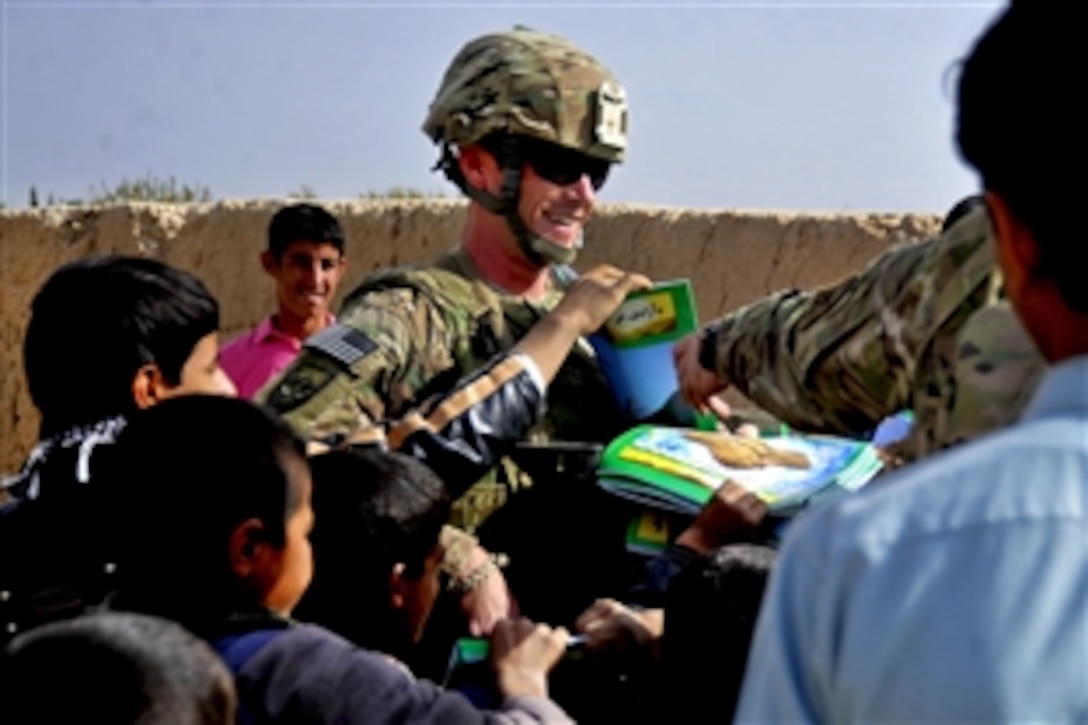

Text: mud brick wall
xmin=0 ymin=200 xmax=940 ymax=473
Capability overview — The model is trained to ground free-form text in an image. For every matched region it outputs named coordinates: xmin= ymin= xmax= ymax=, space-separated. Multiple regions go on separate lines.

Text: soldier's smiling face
xmin=516 ymin=143 xmax=609 ymax=253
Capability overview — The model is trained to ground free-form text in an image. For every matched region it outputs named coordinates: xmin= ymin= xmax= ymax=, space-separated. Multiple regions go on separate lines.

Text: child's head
xmin=293 ymin=447 xmax=450 ymax=655
xmin=262 ymin=203 xmax=347 ymax=323
xmin=0 ymin=611 xmax=236 ymax=725
xmin=24 ymin=255 xmax=235 ymax=436
xmin=663 ymin=543 xmax=777 ymax=722
xmin=105 ymin=395 xmax=312 ymax=636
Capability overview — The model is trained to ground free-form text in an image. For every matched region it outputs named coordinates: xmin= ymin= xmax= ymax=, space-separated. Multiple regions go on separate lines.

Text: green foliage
xmin=359 ymin=186 xmax=447 ymax=200
xmin=87 ymin=174 xmax=213 ymax=204
xmin=17 ymin=178 xmax=453 ymax=208
xmin=287 ymin=184 xmax=319 ymax=200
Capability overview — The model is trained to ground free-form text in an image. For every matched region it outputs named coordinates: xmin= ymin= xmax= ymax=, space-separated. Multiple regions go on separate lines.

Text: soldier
xmin=259 ymin=26 xmax=646 ymax=623
xmin=260 ymin=27 xmax=637 ymax=515
xmin=674 ymin=196 xmax=1046 ymax=465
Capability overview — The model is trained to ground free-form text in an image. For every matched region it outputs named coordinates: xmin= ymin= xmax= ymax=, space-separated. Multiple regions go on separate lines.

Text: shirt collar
xmin=253 ymin=316 xmax=282 ymax=342
xmin=255 ymin=313 xmax=336 ymax=343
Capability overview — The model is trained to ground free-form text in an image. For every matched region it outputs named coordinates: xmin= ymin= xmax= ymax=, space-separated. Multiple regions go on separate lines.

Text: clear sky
xmin=2 ymin=1 xmax=1005 ymax=212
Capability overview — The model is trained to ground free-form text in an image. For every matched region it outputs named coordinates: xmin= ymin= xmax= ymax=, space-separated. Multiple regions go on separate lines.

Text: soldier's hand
xmin=490 ymin=617 xmax=568 ymax=700
xmin=675 ymin=330 xmax=728 ymax=409
xmin=575 ymin=598 xmax=663 ymax=657
xmin=675 ymin=480 xmax=769 ymax=554
xmin=555 ymin=264 xmax=652 ymax=336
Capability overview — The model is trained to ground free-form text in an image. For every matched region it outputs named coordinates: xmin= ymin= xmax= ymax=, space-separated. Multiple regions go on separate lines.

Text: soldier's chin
xmin=528 ymin=233 xmax=582 ymax=266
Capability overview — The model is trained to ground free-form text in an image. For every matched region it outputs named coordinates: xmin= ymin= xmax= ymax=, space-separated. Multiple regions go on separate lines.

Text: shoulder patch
xmin=304 ymin=324 xmax=378 ymax=367
xmin=261 ymin=361 xmax=336 ymax=413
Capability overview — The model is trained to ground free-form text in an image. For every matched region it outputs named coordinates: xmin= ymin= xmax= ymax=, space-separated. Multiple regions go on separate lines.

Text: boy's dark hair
xmin=103 ymin=396 xmax=307 ymax=637
xmin=267 ymin=203 xmax=345 ymax=260
xmin=956 ymin=2 xmax=1083 ymax=311
xmin=293 ymin=447 xmax=450 ymax=654
xmin=24 ymin=255 xmax=219 ymax=435
xmin=662 ymin=544 xmax=777 ymax=723
xmin=0 ymin=611 xmax=236 ymax=725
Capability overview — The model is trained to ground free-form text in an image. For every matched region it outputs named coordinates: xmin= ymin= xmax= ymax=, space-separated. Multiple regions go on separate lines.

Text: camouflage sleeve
xmin=257 ymin=288 xmax=453 ymax=443
xmin=708 ymin=216 xmax=993 ymax=437
xmin=943 ymin=302 xmax=1045 ymax=447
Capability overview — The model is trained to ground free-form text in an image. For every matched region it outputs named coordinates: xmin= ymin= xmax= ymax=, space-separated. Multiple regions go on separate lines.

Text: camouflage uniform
xmin=259 ymin=27 xmax=631 ymax=530
xmin=701 ymin=204 xmax=1046 ymax=463
xmin=261 ymin=249 xmax=627 ymax=528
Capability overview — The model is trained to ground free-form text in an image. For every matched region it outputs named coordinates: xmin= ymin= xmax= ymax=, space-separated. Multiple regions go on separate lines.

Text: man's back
xmin=736 ymin=357 xmax=1088 ymax=722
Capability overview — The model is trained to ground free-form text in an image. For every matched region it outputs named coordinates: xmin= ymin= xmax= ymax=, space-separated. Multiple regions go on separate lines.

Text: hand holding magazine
xmin=588 ymin=279 xmax=699 ymax=420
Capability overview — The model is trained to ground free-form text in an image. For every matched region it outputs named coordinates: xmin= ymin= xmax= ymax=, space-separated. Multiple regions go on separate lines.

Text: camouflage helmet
xmin=422 ymin=26 xmax=629 ymax=163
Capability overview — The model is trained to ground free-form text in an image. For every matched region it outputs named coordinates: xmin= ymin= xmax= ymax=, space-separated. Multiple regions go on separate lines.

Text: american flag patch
xmin=305 ymin=324 xmax=378 ymax=367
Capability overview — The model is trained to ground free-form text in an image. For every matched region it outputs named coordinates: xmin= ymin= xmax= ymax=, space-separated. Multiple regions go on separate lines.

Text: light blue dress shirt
xmin=736 ymin=356 xmax=1088 ymax=723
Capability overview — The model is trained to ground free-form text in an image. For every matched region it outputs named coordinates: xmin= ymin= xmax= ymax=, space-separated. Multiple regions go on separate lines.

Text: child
xmin=220 ymin=203 xmax=347 ymax=399
xmin=0 ymin=255 xmax=234 ymax=641
xmin=103 ymin=395 xmax=573 ymax=723
xmin=663 ymin=543 xmax=777 ymax=722
xmin=293 ymin=448 xmax=454 ymax=663
xmin=1 ymin=611 xmax=236 ymax=725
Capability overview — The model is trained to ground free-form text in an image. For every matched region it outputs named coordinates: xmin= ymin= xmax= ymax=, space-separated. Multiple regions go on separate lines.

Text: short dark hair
xmin=293 ymin=447 xmax=449 ymax=652
xmin=662 ymin=544 xmax=777 ymax=723
xmin=955 ymin=2 xmax=1083 ymax=310
xmin=24 ymin=256 xmax=219 ymax=435
xmin=0 ymin=611 xmax=236 ymax=725
xmin=267 ymin=203 xmax=345 ymax=260
xmin=103 ymin=396 xmax=307 ymax=637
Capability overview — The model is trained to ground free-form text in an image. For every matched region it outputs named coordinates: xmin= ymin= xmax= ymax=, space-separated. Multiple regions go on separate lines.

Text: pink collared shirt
xmin=220 ymin=314 xmax=334 ymax=400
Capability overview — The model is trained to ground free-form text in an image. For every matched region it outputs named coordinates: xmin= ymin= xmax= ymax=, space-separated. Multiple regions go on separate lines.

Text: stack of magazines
xmin=596 ymin=425 xmax=886 ymax=554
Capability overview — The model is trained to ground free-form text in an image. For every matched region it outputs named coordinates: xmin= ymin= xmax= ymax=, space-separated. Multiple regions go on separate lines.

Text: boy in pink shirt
xmin=221 ymin=204 xmax=347 ymax=399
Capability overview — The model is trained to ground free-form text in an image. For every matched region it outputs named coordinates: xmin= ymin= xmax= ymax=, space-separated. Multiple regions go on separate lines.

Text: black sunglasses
xmin=521 ymin=141 xmax=612 ymax=191
xmin=481 ymin=135 xmax=612 ymax=191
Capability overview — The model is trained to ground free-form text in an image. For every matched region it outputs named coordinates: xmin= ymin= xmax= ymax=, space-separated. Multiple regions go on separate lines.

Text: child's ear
xmin=388 ymin=563 xmax=408 ymax=612
xmin=229 ymin=519 xmax=270 ymax=578
xmin=131 ymin=363 xmax=167 ymax=410
xmin=260 ymin=250 xmax=278 ymax=275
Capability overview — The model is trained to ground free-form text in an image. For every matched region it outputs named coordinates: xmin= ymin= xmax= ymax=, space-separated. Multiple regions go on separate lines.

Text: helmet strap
xmin=434 ymin=143 xmax=505 ymax=215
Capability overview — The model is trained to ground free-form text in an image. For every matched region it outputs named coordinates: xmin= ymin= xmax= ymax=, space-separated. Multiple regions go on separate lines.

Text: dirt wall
xmin=0 ymin=199 xmax=940 ymax=473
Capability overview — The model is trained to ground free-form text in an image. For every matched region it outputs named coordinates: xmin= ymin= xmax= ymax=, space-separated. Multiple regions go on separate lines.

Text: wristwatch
xmin=697 ymin=322 xmax=722 ymax=373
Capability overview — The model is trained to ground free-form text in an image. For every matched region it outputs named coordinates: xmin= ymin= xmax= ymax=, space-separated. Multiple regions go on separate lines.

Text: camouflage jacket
xmin=259 ymin=248 xmax=626 ymax=527
xmin=705 ymin=205 xmax=1045 ymax=463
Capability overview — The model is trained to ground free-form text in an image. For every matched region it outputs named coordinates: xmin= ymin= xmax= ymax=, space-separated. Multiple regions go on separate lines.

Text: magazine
xmin=596 ymin=425 xmax=885 ymax=552
xmin=588 ymin=280 xmax=699 ymax=420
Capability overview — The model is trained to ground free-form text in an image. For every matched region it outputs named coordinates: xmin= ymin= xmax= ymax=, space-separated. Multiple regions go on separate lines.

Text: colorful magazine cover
xmin=596 ymin=425 xmax=886 ymax=553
